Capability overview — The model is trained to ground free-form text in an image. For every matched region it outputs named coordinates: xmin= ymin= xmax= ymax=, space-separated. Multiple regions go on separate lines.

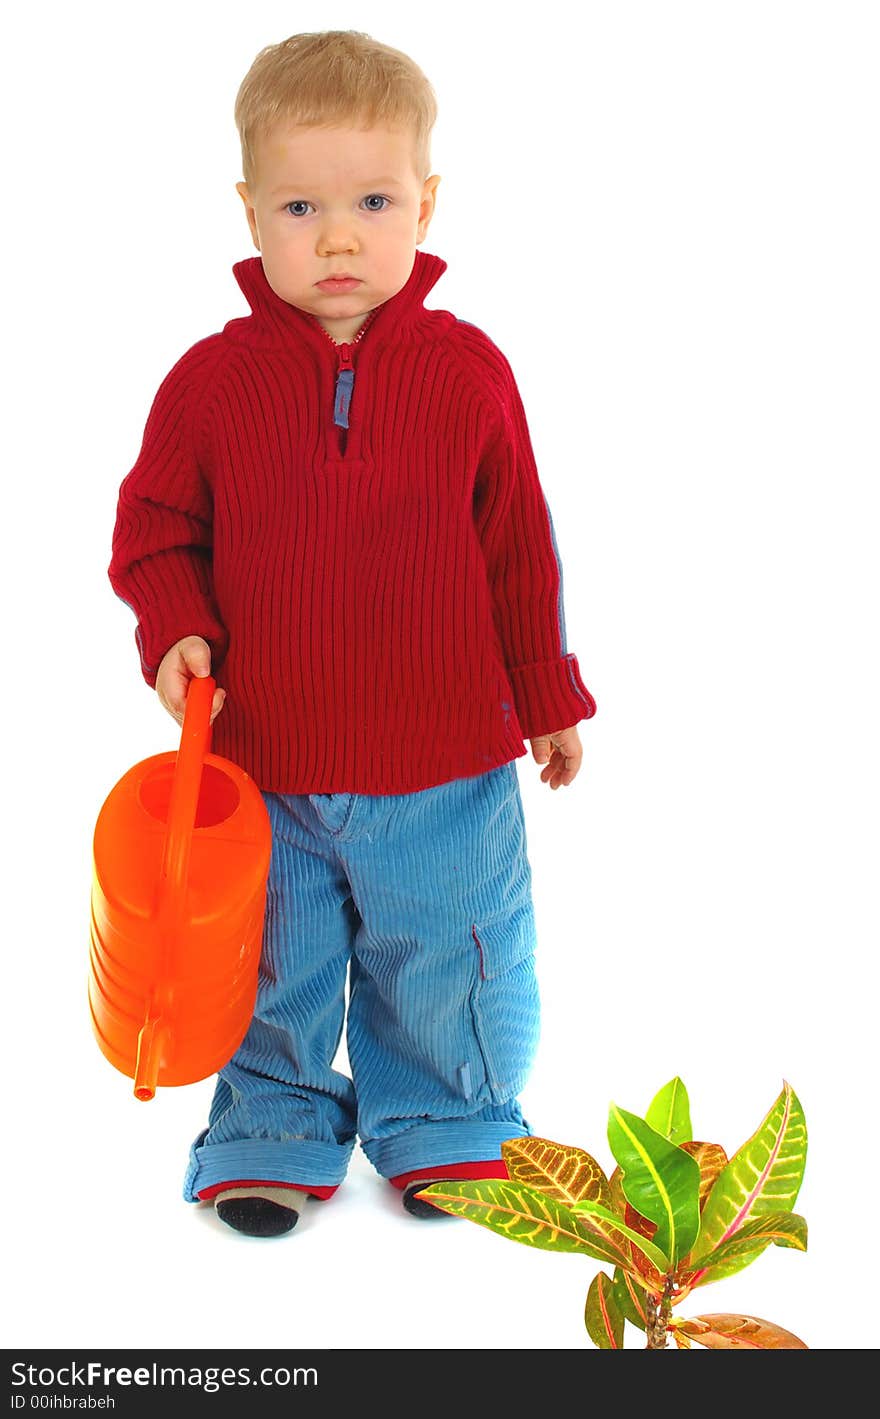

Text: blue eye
xmin=284 ymin=194 xmax=391 ymax=216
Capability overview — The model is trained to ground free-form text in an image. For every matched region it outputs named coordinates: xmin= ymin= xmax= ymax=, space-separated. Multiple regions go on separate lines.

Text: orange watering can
xmin=89 ymin=675 xmax=272 ymax=1100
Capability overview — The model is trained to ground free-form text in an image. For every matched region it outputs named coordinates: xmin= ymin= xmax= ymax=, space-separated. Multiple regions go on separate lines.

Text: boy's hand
xmin=155 ymin=635 xmax=227 ymax=728
xmin=529 ymin=725 xmax=582 ymax=789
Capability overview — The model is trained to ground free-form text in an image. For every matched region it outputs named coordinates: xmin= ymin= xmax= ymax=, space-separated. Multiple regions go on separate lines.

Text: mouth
xmin=316 ymin=274 xmax=362 ymax=290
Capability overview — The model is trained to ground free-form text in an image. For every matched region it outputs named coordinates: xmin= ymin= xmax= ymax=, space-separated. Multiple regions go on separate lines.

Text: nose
xmin=317 ymin=216 xmax=359 ymax=254
xmin=318 ymin=239 xmax=358 ymax=257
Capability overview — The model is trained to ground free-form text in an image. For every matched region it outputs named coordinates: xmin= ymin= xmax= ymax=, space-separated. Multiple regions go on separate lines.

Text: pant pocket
xmin=469 ymin=904 xmax=540 ymax=1105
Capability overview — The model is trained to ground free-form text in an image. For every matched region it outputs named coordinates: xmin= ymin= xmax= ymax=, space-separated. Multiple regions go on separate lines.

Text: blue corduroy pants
xmin=183 ymin=761 xmax=539 ymax=1199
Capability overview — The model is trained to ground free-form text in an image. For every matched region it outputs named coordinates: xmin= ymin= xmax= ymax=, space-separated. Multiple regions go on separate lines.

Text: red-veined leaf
xmin=612 ymin=1266 xmax=650 ymax=1332
xmin=609 ymin=1165 xmax=665 ymax=1287
xmin=677 ymin=1314 xmax=808 ymax=1349
xmin=684 ymin=1212 xmax=807 ymax=1288
xmin=680 ymin=1141 xmax=728 ymax=1210
xmin=608 ymin=1165 xmax=628 ymax=1218
xmin=570 ymin=1198 xmax=669 ymax=1279
xmin=585 ymin=1272 xmax=624 ymax=1349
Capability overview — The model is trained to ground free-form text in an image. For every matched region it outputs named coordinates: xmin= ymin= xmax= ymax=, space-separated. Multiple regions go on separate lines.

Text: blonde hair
xmin=234 ymin=30 xmax=438 ymax=191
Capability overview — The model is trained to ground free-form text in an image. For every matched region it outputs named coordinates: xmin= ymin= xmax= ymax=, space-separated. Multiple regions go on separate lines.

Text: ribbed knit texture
xmin=109 ymin=249 xmax=596 ymax=794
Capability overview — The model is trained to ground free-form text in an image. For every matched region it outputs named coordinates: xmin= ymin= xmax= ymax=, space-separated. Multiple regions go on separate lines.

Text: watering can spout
xmin=134 ymin=1015 xmax=169 ymax=1102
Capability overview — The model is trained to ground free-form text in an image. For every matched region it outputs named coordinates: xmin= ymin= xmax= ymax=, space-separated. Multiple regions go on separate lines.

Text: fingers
xmin=155 ymin=636 xmax=226 ymax=727
xmin=539 ymin=747 xmax=581 ymax=790
xmin=160 ymin=685 xmax=188 ymax=727
xmin=161 ymin=682 xmax=227 ymax=729
xmin=177 ymin=634 xmax=213 ymax=680
xmin=210 ymin=687 xmax=227 ymax=725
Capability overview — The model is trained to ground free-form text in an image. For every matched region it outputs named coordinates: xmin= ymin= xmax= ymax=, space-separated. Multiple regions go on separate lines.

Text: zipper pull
xmin=334 ymin=344 xmax=355 ymax=428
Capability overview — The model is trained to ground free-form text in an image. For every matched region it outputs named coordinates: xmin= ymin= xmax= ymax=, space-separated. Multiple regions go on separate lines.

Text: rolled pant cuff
xmin=182 ymin=1132 xmax=355 ymax=1202
xmin=362 ymin=1120 xmax=530 ymax=1180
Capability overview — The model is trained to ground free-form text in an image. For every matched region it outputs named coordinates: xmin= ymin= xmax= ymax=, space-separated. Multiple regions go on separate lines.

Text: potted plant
xmin=420 ymin=1078 xmax=808 ymax=1348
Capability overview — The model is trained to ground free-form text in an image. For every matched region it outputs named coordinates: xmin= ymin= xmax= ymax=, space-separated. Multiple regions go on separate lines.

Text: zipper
xmin=310 ymin=308 xmax=378 ymax=430
xmin=334 ymin=344 xmax=355 ymax=428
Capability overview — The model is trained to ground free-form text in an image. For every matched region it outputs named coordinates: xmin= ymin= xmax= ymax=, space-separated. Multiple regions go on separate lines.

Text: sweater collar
xmin=231 ymin=248 xmax=448 ymax=348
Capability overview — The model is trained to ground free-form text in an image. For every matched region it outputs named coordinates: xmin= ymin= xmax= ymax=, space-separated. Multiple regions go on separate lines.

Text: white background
xmin=3 ymin=0 xmax=877 ymax=1355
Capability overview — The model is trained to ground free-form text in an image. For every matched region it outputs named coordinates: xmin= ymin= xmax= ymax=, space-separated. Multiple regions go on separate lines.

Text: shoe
xmin=394 ymin=1160 xmax=510 ymax=1219
xmin=388 ymin=1163 xmax=505 ymax=1220
xmin=213 ymin=1185 xmax=308 ymax=1237
xmin=401 ymin=1179 xmax=455 ymax=1219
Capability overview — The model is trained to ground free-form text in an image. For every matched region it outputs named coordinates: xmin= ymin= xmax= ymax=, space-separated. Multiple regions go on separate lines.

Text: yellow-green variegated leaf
xmin=585 ymin=1272 xmax=624 ymax=1349
xmin=645 ymin=1077 xmax=692 ymax=1144
xmin=677 ymin=1314 xmax=808 ymax=1349
xmin=418 ymin=1178 xmax=634 ymax=1268
xmin=680 ymin=1141 xmax=728 ymax=1210
xmin=502 ymin=1137 xmax=613 ymax=1207
xmin=686 ymin=1212 xmax=807 ymax=1288
xmin=690 ymin=1082 xmax=807 ymax=1274
xmin=608 ymin=1104 xmax=701 ymax=1264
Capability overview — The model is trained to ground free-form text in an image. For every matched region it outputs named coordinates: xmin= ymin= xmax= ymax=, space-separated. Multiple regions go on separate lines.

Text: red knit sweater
xmin=108 ymin=249 xmax=596 ymax=794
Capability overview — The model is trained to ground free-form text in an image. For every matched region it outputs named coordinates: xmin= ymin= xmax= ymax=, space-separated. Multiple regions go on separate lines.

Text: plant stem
xmin=645 ymin=1279 xmax=676 ymax=1350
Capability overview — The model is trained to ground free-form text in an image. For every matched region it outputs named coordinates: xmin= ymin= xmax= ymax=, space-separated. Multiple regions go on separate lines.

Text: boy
xmin=108 ymin=30 xmax=596 ymax=1237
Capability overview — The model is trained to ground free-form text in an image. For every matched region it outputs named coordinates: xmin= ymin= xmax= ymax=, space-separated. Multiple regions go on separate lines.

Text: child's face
xmin=236 ymin=123 xmax=441 ymax=342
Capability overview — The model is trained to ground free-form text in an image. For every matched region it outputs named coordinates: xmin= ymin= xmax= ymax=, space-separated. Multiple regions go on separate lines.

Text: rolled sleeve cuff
xmin=508 ymin=652 xmax=597 ymax=739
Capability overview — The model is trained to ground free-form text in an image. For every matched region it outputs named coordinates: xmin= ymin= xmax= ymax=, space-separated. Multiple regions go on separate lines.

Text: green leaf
xmin=585 ymin=1272 xmax=625 ymax=1349
xmin=418 ymin=1178 xmax=636 ymax=1269
xmin=612 ymin=1266 xmax=649 ymax=1332
xmin=676 ymin=1314 xmax=808 ymax=1349
xmin=687 ymin=1212 xmax=807 ymax=1288
xmin=502 ymin=1136 xmax=613 ymax=1207
xmin=645 ymin=1077 xmax=692 ymax=1144
xmin=607 ymin=1104 xmax=701 ymax=1263
xmin=690 ymin=1081 xmax=807 ymax=1274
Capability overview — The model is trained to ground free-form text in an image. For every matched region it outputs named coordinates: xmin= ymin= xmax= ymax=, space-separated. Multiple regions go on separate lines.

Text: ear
xmin=417 ymin=174 xmax=441 ymax=241
xmin=235 ymin=182 xmax=260 ymax=252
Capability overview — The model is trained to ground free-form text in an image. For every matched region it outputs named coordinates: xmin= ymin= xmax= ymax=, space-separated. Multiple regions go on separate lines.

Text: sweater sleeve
xmin=107 ymin=342 xmax=230 ymax=690
xmin=473 ymin=351 xmax=597 ymax=738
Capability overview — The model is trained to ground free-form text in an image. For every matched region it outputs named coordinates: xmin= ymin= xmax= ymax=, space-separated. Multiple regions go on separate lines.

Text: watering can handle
xmin=159 ymin=674 xmax=215 ymax=919
xmin=136 ymin=675 xmax=214 ymax=1099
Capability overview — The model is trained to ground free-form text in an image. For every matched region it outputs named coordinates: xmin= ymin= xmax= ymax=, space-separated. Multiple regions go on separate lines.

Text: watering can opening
xmin=138 ymin=761 xmax=242 ymax=829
